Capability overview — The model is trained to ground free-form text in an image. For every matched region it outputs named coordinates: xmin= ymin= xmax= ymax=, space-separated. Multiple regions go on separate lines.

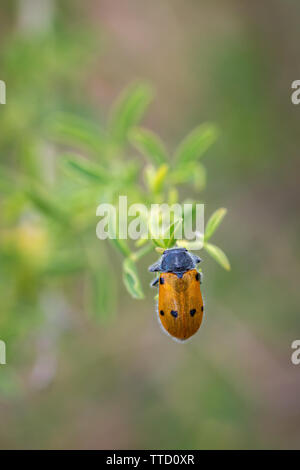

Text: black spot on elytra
xmin=170 ymin=310 xmax=178 ymax=318
xmin=201 ymin=306 xmax=204 ymax=312
xmin=160 ymin=310 xmax=164 ymax=316
xmin=190 ymin=308 xmax=196 ymax=317
xmin=195 ymin=272 xmax=200 ymax=281
xmin=160 ymin=277 xmax=164 ymax=284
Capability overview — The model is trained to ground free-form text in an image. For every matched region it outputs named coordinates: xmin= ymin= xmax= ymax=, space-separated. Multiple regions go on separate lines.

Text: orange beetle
xmin=149 ymin=247 xmax=204 ymax=342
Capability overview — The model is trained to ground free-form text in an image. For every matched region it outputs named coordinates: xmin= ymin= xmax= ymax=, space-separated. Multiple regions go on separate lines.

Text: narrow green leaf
xmin=109 ymin=238 xmax=131 ymax=258
xmin=62 ymin=154 xmax=109 ymax=183
xmin=123 ymin=258 xmax=144 ymax=299
xmin=147 ymin=208 xmax=168 ymax=248
xmin=109 ymin=81 xmax=154 ymax=143
xmin=171 ymin=162 xmax=206 ymax=189
xmin=204 ymin=208 xmax=227 ymax=241
xmin=26 ymin=185 xmax=67 ymax=224
xmin=168 ymin=188 xmax=178 ymax=205
xmin=204 ymin=243 xmax=231 ymax=271
xmin=119 ymin=161 xmax=140 ymax=185
xmin=152 ymin=164 xmax=169 ymax=194
xmin=164 ymin=218 xmax=183 ymax=248
xmin=175 ymin=123 xmax=218 ymax=165
xmin=131 ymin=243 xmax=153 ymax=261
xmin=177 ymin=236 xmax=204 ymax=251
xmin=145 ymin=163 xmax=169 ymax=194
xmin=135 ymin=237 xmax=148 ymax=248
xmin=151 ymin=238 xmax=166 ymax=248
xmin=193 ymin=163 xmax=206 ymax=191
xmin=181 ymin=201 xmax=199 ymax=232
xmin=144 ymin=165 xmax=156 ymax=192
xmin=169 ymin=162 xmax=197 ymax=185
xmin=129 ymin=127 xmax=168 ymax=165
xmin=46 ymin=112 xmax=106 ymax=155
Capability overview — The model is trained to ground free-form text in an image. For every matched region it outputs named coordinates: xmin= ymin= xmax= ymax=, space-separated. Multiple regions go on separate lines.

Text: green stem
xmin=131 ymin=243 xmax=153 ymax=262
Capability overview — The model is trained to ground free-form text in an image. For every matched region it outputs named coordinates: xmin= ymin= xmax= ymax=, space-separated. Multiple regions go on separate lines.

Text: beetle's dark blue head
xmin=149 ymin=247 xmax=201 ymax=278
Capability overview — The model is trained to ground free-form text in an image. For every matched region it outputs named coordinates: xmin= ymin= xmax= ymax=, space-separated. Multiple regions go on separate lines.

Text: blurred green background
xmin=0 ymin=0 xmax=300 ymax=450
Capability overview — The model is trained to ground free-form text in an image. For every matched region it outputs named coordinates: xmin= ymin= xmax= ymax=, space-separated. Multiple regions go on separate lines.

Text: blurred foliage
xmin=0 ymin=22 xmax=230 ymax=412
xmin=0 ymin=37 xmax=229 ymax=331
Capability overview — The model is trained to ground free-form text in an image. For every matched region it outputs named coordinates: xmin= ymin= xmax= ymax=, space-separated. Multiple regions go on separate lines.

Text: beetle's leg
xmin=197 ymin=271 xmax=203 ymax=284
xmin=151 ymin=277 xmax=159 ymax=287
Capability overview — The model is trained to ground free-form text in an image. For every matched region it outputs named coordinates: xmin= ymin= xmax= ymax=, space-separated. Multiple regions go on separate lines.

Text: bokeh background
xmin=0 ymin=0 xmax=300 ymax=450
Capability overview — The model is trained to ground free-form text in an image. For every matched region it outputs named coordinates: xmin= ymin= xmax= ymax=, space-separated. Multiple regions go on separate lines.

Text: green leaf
xmin=169 ymin=162 xmax=197 ymax=185
xmin=164 ymin=218 xmax=183 ymax=248
xmin=193 ymin=163 xmax=206 ymax=191
xmin=109 ymin=238 xmax=131 ymax=258
xmin=175 ymin=123 xmax=218 ymax=165
xmin=150 ymin=164 xmax=169 ymax=194
xmin=135 ymin=237 xmax=148 ymax=248
xmin=147 ymin=207 xmax=168 ymax=248
xmin=26 ymin=185 xmax=67 ymax=224
xmin=109 ymin=81 xmax=154 ymax=143
xmin=46 ymin=112 xmax=106 ymax=155
xmin=151 ymin=238 xmax=166 ymax=248
xmin=204 ymin=243 xmax=231 ymax=271
xmin=177 ymin=236 xmax=204 ymax=251
xmin=168 ymin=188 xmax=178 ymax=205
xmin=181 ymin=200 xmax=201 ymax=233
xmin=144 ymin=165 xmax=156 ymax=192
xmin=123 ymin=258 xmax=144 ymax=299
xmin=204 ymin=208 xmax=227 ymax=241
xmin=62 ymin=154 xmax=109 ymax=183
xmin=129 ymin=127 xmax=168 ymax=165
xmin=144 ymin=164 xmax=169 ymax=194
xmin=119 ymin=161 xmax=140 ymax=185
xmin=171 ymin=162 xmax=206 ymax=190
xmin=131 ymin=243 xmax=153 ymax=261
xmin=150 ymin=218 xmax=182 ymax=250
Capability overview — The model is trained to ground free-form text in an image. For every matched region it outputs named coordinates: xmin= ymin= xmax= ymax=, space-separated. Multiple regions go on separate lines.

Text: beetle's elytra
xmin=149 ymin=247 xmax=204 ymax=341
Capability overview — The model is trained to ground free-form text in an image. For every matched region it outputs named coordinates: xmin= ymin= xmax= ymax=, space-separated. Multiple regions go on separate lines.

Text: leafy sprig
xmin=2 ymin=80 xmax=229 ymax=305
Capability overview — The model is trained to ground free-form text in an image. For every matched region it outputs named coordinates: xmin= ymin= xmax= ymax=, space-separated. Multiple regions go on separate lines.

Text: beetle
xmin=149 ymin=247 xmax=204 ymax=341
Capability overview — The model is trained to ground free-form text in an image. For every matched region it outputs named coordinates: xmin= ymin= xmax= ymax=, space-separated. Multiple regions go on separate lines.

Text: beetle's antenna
xmin=191 ymin=254 xmax=202 ymax=265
